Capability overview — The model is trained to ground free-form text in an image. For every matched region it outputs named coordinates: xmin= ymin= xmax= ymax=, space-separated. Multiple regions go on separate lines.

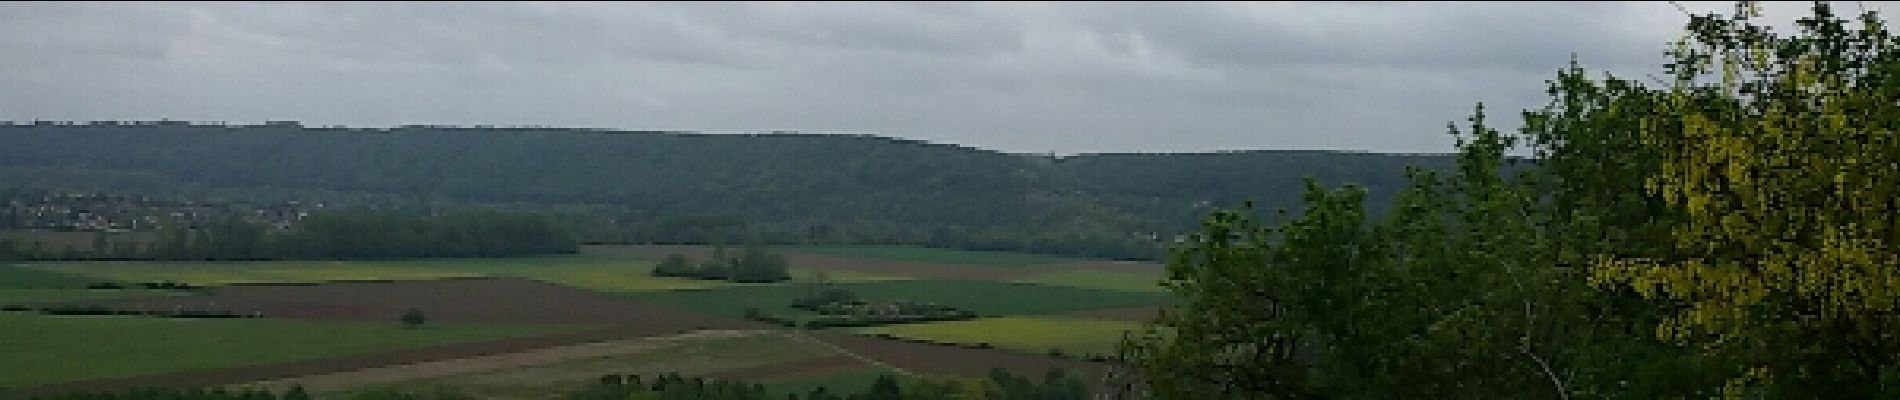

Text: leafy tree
xmin=654 ymin=253 xmax=692 ymax=277
xmin=732 ymin=243 xmax=791 ymax=283
xmin=90 ymin=231 xmax=108 ymax=256
xmin=1124 ymin=2 xmax=1899 ymax=399
xmin=283 ymin=385 xmax=313 ymax=400
xmin=401 ymin=308 xmax=427 ymax=329
xmin=1588 ymin=1 xmax=1900 ymax=395
xmin=863 ymin=374 xmax=903 ymax=400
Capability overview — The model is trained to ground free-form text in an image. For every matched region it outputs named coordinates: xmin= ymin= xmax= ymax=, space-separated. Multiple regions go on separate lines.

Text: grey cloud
xmin=1 ymin=1 xmax=1881 ymax=155
xmin=1057 ymin=1 xmax=1666 ymax=74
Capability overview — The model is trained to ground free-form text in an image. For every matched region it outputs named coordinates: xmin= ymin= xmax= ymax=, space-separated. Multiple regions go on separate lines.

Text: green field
xmin=0 ymin=264 xmax=101 ymax=288
xmin=634 ymin=280 xmax=1170 ymax=319
xmin=24 ymin=255 xmax=904 ymax=293
xmin=1011 ymin=270 xmax=1168 ymax=293
xmin=0 ymin=265 xmax=180 ymax=304
xmin=856 ymin=316 xmax=1142 ymax=357
xmin=0 ymin=313 xmax=583 ymax=387
xmin=788 ymin=245 xmax=1076 ymax=267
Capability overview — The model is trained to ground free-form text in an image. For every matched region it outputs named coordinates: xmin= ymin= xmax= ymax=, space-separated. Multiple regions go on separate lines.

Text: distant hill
xmin=0 ymin=122 xmax=1459 ymax=260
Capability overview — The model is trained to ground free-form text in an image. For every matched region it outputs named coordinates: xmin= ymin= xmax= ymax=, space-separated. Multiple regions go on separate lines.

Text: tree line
xmin=1122 ymin=2 xmax=1899 ymax=398
xmin=0 ymin=210 xmax=576 ymax=261
xmin=650 ymin=243 xmax=791 ymax=283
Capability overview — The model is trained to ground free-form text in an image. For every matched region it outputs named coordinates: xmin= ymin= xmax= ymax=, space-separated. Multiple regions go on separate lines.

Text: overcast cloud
xmin=0 ymin=1 xmax=1886 ymax=154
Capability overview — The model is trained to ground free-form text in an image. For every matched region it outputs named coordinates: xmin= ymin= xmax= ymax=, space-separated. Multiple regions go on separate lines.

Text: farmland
xmin=246 ymin=330 xmax=863 ymax=400
xmin=856 ymin=316 xmax=1144 ymax=357
xmin=0 ymin=264 xmax=99 ymax=288
xmin=0 ymin=264 xmax=181 ymax=304
xmin=4 ymin=244 xmax=1164 ymax=397
xmin=28 ymin=261 xmax=489 ymax=287
xmin=1011 ymin=270 xmax=1168 ymax=293
xmin=632 ymin=279 xmax=1171 ymax=320
xmin=24 ymin=253 xmax=903 ymax=293
xmin=590 ymin=245 xmax=1047 ymax=281
xmin=785 ymin=245 xmax=1077 ymax=266
xmin=0 ymin=288 xmax=179 ymax=304
xmin=0 ymin=313 xmax=581 ymax=387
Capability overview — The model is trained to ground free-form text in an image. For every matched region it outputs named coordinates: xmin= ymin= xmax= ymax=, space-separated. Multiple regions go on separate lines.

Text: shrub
xmin=401 ymin=308 xmax=427 ymax=328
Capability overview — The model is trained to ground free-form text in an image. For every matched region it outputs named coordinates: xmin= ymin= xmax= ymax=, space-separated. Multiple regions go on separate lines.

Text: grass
xmin=25 ymin=254 xmax=906 ymax=294
xmin=788 ymin=245 xmax=1076 ymax=267
xmin=0 ymin=313 xmax=583 ymax=387
xmin=1011 ymin=270 xmax=1168 ymax=293
xmin=856 ymin=316 xmax=1142 ymax=357
xmin=633 ymin=280 xmax=1171 ymax=320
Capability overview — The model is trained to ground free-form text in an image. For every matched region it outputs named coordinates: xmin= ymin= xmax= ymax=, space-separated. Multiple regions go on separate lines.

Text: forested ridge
xmin=0 ymin=123 xmax=1455 ymax=260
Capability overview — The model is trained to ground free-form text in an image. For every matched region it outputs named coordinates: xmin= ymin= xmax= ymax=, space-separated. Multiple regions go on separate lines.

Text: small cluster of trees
xmin=650 ymin=244 xmax=789 ymax=283
xmin=779 ymin=276 xmax=978 ymax=329
xmin=799 ymin=300 xmax=977 ymax=329
xmin=791 ymin=276 xmax=859 ymax=309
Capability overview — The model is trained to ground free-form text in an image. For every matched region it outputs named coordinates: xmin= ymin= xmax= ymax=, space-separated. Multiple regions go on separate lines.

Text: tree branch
xmin=1511 ymin=262 xmax=1570 ymax=400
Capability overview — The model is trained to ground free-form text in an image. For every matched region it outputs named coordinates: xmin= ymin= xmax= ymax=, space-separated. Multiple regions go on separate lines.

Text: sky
xmin=0 ymin=1 xmax=1888 ymax=155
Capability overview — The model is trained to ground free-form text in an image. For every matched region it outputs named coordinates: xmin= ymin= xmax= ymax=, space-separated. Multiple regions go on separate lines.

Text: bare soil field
xmin=1068 ymin=306 xmax=1162 ymax=322
xmin=584 ymin=245 xmax=1040 ymax=281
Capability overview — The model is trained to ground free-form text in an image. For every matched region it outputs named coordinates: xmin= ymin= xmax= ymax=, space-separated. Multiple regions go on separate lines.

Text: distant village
xmin=0 ymin=191 xmax=317 ymax=233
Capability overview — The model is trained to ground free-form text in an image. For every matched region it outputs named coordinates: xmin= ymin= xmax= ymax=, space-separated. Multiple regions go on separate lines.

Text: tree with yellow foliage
xmin=1590 ymin=1 xmax=1899 ymax=395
